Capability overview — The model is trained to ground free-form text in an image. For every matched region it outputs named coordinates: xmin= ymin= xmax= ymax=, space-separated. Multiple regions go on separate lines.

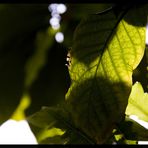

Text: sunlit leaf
xmin=126 ymin=82 xmax=148 ymax=122
xmin=65 ymin=5 xmax=146 ymax=143
xmin=37 ymin=128 xmax=64 ymax=143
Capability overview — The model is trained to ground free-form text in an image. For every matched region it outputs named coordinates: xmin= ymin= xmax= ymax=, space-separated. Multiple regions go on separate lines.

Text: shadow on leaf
xmin=66 ymin=76 xmax=131 ymax=144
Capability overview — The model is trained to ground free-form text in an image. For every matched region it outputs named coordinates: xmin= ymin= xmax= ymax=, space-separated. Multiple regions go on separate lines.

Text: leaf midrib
xmin=85 ymin=9 xmax=130 ymax=127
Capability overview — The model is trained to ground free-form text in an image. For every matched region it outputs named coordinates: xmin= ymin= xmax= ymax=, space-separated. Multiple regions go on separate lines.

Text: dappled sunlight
xmin=55 ymin=32 xmax=64 ymax=43
xmin=48 ymin=3 xmax=67 ymax=43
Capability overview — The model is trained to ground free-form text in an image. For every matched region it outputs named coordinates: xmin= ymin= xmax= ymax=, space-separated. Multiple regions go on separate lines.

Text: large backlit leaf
xmin=65 ymin=5 xmax=147 ymax=143
xmin=27 ymin=106 xmax=95 ymax=144
xmin=126 ymin=82 xmax=148 ymax=122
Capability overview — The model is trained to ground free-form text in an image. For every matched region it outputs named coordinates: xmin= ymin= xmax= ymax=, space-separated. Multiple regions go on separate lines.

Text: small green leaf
xmin=126 ymin=82 xmax=148 ymax=122
xmin=36 ymin=127 xmax=65 ymax=144
xmin=66 ymin=6 xmax=146 ymax=143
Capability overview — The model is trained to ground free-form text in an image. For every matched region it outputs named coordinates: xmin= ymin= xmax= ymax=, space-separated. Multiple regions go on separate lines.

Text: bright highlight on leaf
xmin=138 ymin=141 xmax=148 ymax=144
xmin=129 ymin=115 xmax=148 ymax=129
xmin=126 ymin=82 xmax=148 ymax=122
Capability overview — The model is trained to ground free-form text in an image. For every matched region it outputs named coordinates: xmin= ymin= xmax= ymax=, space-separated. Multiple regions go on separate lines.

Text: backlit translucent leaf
xmin=65 ymin=6 xmax=147 ymax=144
xmin=126 ymin=82 xmax=148 ymax=122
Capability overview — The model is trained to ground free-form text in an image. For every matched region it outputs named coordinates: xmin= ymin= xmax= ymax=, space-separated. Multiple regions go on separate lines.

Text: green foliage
xmin=126 ymin=82 xmax=148 ymax=122
xmin=65 ymin=5 xmax=146 ymax=144
xmin=0 ymin=4 xmax=147 ymax=145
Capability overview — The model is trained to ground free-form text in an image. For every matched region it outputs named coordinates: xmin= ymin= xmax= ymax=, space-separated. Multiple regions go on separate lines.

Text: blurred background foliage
xmin=0 ymin=3 xmax=147 ymax=126
xmin=0 ymin=3 xmax=113 ymax=124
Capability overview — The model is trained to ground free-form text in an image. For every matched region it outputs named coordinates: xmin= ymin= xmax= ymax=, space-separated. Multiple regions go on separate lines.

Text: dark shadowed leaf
xmin=27 ymin=106 xmax=95 ymax=144
xmin=118 ymin=116 xmax=148 ymax=141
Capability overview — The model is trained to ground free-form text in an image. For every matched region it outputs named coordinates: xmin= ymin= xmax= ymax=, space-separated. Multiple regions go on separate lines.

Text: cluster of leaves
xmin=0 ymin=4 xmax=147 ymax=144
